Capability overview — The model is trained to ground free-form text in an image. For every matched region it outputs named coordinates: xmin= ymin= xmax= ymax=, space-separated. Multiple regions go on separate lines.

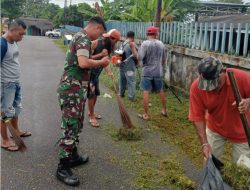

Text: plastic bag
xmin=200 ymin=155 xmax=233 ymax=190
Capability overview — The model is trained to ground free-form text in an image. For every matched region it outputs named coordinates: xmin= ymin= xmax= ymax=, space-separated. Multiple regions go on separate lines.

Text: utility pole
xmin=155 ymin=0 xmax=162 ymax=29
xmin=64 ymin=0 xmax=68 ymax=26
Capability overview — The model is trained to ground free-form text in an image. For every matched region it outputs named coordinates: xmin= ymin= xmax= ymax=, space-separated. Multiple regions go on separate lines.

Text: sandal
xmin=10 ymin=131 xmax=32 ymax=138
xmin=88 ymin=113 xmax=102 ymax=119
xmin=1 ymin=144 xmax=19 ymax=151
xmin=20 ymin=131 xmax=32 ymax=137
xmin=89 ymin=119 xmax=100 ymax=128
xmin=161 ymin=111 xmax=168 ymax=118
xmin=137 ymin=113 xmax=149 ymax=121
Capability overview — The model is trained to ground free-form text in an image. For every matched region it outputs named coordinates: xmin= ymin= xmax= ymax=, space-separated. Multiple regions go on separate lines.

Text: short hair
xmin=9 ymin=19 xmax=27 ymax=30
xmin=127 ymin=31 xmax=135 ymax=38
xmin=88 ymin=16 xmax=106 ymax=31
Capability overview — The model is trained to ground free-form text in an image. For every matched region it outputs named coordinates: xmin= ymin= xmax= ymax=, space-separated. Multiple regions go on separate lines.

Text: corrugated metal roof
xmin=19 ymin=17 xmax=53 ymax=31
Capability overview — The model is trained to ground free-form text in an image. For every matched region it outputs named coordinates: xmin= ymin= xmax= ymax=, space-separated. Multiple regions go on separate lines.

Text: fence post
xmin=209 ymin=23 xmax=214 ymax=51
xmin=228 ymin=23 xmax=234 ymax=55
xmin=221 ymin=23 xmax=227 ymax=54
xmin=243 ymin=23 xmax=249 ymax=58
xmin=236 ymin=23 xmax=242 ymax=56
xmin=198 ymin=23 xmax=203 ymax=50
xmin=215 ymin=23 xmax=220 ymax=52
xmin=181 ymin=22 xmax=184 ymax=46
xmin=189 ymin=22 xmax=193 ymax=48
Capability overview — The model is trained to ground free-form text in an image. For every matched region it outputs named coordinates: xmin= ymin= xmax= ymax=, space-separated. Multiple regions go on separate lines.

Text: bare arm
xmin=193 ymin=121 xmax=212 ymax=160
xmin=129 ymin=42 xmax=138 ymax=60
xmin=91 ymin=49 xmax=108 ymax=60
xmin=78 ymin=56 xmax=109 ymax=69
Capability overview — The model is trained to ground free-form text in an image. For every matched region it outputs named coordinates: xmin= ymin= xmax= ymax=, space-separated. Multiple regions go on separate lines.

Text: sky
xmin=50 ymin=0 xmax=250 ymax=8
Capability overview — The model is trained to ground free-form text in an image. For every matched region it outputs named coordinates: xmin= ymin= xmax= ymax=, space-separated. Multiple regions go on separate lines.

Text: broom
xmin=2 ymin=117 xmax=27 ymax=152
xmin=110 ymin=76 xmax=133 ymax=128
xmin=227 ymin=71 xmax=250 ymax=148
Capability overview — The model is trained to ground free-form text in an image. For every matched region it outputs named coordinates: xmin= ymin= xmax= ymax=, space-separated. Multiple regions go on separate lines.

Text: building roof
xmin=19 ymin=17 xmax=53 ymax=31
xmin=200 ymin=14 xmax=250 ymax=27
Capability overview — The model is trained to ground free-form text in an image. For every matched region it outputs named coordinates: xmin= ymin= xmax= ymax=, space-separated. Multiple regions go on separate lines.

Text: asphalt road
xmin=1 ymin=36 xmax=135 ymax=190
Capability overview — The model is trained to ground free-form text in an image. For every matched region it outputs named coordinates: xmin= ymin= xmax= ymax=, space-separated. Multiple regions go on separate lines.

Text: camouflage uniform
xmin=57 ymin=31 xmax=91 ymax=159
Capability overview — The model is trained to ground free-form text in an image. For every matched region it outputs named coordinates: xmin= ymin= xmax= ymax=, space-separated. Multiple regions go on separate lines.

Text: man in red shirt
xmin=189 ymin=56 xmax=250 ymax=162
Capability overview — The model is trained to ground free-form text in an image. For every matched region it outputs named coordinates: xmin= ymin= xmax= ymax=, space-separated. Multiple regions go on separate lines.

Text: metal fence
xmin=106 ymin=21 xmax=250 ymax=58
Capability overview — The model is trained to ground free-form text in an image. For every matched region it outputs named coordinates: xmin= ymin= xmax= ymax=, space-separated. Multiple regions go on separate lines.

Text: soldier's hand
xmin=101 ymin=56 xmax=110 ymax=67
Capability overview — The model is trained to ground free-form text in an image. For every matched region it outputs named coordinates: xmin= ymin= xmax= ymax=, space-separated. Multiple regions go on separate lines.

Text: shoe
xmin=56 ymin=158 xmax=80 ymax=186
xmin=69 ymin=147 xmax=89 ymax=168
xmin=128 ymin=97 xmax=136 ymax=102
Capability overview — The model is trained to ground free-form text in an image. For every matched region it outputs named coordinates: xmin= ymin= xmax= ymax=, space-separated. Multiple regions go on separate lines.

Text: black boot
xmin=69 ymin=147 xmax=89 ymax=168
xmin=56 ymin=158 xmax=80 ymax=186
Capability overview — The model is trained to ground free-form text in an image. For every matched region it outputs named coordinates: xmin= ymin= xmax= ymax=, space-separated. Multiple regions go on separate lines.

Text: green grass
xmin=54 ymin=38 xmax=250 ymax=190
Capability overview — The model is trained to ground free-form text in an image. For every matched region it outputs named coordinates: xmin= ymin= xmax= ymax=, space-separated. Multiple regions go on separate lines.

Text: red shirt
xmin=189 ymin=68 xmax=250 ymax=143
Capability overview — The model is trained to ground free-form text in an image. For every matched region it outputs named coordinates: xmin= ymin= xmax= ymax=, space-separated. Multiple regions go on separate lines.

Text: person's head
xmin=84 ymin=16 xmax=106 ymax=40
xmin=126 ymin=31 xmax=135 ymax=40
xmin=198 ymin=57 xmax=226 ymax=92
xmin=7 ymin=19 xmax=26 ymax=42
xmin=103 ymin=29 xmax=121 ymax=46
xmin=146 ymin=26 xmax=158 ymax=38
xmin=103 ymin=37 xmax=112 ymax=56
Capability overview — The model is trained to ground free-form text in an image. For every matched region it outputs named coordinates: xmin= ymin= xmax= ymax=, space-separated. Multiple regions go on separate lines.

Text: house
xmin=19 ymin=17 xmax=53 ymax=36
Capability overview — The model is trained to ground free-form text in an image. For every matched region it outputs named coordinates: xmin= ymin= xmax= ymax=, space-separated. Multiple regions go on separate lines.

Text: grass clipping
xmin=135 ymin=154 xmax=196 ymax=190
xmin=221 ymin=162 xmax=250 ymax=190
xmin=116 ymin=127 xmax=141 ymax=141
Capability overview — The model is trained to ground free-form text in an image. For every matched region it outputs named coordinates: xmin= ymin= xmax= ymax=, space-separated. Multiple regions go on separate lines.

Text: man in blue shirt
xmin=118 ymin=31 xmax=138 ymax=101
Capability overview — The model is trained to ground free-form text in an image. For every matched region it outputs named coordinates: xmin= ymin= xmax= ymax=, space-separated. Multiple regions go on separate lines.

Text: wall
xmin=165 ymin=45 xmax=250 ymax=92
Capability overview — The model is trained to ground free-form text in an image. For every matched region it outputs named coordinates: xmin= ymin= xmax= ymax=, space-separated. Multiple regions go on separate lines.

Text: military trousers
xmin=57 ymin=80 xmax=87 ymax=159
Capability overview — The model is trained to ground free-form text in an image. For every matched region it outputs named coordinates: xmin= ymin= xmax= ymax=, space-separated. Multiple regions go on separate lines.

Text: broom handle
xmin=227 ymin=71 xmax=250 ymax=148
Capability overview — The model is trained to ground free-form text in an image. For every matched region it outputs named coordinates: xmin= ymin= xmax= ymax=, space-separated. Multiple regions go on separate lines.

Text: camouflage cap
xmin=198 ymin=57 xmax=224 ymax=91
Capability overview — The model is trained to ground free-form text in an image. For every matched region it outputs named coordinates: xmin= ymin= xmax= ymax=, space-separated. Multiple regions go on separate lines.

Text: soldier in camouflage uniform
xmin=56 ymin=16 xmax=110 ymax=186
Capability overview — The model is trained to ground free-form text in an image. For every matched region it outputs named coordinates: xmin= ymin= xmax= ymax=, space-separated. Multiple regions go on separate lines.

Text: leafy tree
xmin=23 ymin=0 xmax=50 ymax=18
xmin=39 ymin=3 xmax=61 ymax=20
xmin=1 ymin=0 xmax=25 ymax=20
xmin=119 ymin=0 xmax=199 ymax=22
xmin=77 ymin=3 xmax=96 ymax=19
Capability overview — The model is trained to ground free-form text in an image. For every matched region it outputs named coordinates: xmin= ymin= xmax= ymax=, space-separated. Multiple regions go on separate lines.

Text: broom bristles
xmin=115 ymin=94 xmax=133 ymax=128
xmin=6 ymin=122 xmax=27 ymax=152
xmin=111 ymin=77 xmax=133 ymax=128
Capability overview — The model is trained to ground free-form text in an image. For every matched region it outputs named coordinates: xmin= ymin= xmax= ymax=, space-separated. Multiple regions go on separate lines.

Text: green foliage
xmin=222 ymin=162 xmax=250 ymax=190
xmin=119 ymin=0 xmax=200 ymax=22
xmin=1 ymin=0 xmax=25 ymax=20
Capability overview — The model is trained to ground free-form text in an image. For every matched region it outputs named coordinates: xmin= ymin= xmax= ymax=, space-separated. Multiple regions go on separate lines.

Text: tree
xmin=1 ymin=0 xmax=25 ymax=20
xmin=22 ymin=0 xmax=50 ymax=18
xmin=77 ymin=3 xmax=96 ymax=19
xmin=119 ymin=0 xmax=199 ymax=22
